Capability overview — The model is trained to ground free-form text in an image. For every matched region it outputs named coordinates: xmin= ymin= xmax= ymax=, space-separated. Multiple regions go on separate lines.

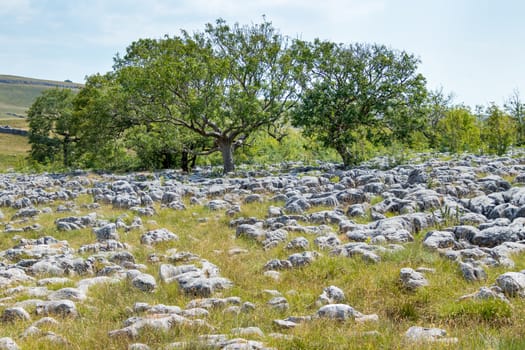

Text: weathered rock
xmin=400 ymin=268 xmax=429 ymax=290
xmin=405 ymin=326 xmax=457 ymax=343
xmin=207 ymin=199 xmax=231 ymax=211
xmin=55 ymin=213 xmax=98 ymax=231
xmin=423 ymin=231 xmax=456 ymax=250
xmin=459 ymin=261 xmax=487 ymax=282
xmin=273 ymin=319 xmax=297 ymax=329
xmin=316 ymin=285 xmax=345 ymax=306
xmin=231 ymin=326 xmax=264 ymax=338
xmin=495 ymin=272 xmax=525 ymax=297
xmin=159 ymin=262 xmax=232 ymax=297
xmin=267 ymin=297 xmax=289 ymax=311
xmin=0 ymin=338 xmax=19 ymax=350
xmin=314 ymin=234 xmax=341 ymax=250
xmin=140 ymin=228 xmax=178 ymax=245
xmin=35 ymin=300 xmax=78 ymax=317
xmin=285 ymin=237 xmax=309 ymax=250
xmin=185 ymin=297 xmax=241 ymax=310
xmin=459 ymin=286 xmax=508 ymax=302
xmin=287 ymin=251 xmax=319 ymax=267
xmin=132 ymin=274 xmax=157 ymax=292
xmin=109 ymin=313 xmax=204 ymax=339
xmin=316 ymin=304 xmax=362 ymax=321
xmin=48 ymin=287 xmax=87 ymax=301
xmin=1 ymin=307 xmax=30 ymax=322
xmin=94 ymin=223 xmax=119 ymax=241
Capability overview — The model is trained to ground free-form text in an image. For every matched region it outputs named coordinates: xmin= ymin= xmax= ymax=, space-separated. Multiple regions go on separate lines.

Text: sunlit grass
xmin=1 ymin=175 xmax=525 ymax=349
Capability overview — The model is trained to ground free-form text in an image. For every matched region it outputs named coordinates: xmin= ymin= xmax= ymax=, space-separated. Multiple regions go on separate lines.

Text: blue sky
xmin=1 ymin=0 xmax=524 ymax=108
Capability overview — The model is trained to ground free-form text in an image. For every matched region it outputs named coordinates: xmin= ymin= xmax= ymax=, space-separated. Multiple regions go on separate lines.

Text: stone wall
xmin=0 ymin=126 xmax=28 ymax=136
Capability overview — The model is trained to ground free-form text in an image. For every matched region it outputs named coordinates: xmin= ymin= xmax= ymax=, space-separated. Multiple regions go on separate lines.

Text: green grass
xmin=0 ymin=172 xmax=525 ymax=348
xmin=0 ymin=74 xmax=82 ymax=118
xmin=0 ymin=133 xmax=30 ymax=171
xmin=0 ymin=117 xmax=28 ymax=129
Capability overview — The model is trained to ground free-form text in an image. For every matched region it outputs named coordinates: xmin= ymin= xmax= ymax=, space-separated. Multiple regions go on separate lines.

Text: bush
xmin=482 ymin=104 xmax=517 ymax=155
xmin=437 ymin=107 xmax=482 ymax=153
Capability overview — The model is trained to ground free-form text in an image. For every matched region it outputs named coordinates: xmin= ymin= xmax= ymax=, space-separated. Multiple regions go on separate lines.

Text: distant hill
xmin=0 ymin=75 xmax=83 ymax=123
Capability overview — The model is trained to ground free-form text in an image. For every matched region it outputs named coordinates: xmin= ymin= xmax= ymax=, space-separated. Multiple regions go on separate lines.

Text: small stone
xmin=0 ymin=337 xmax=19 ymax=350
xmin=132 ymin=274 xmax=157 ymax=292
xmin=93 ymin=223 xmax=119 ymax=241
xmin=1 ymin=307 xmax=30 ymax=322
xmin=316 ymin=285 xmax=345 ymax=306
xmin=273 ymin=319 xmax=297 ymax=329
xmin=267 ymin=297 xmax=289 ymax=311
xmin=48 ymin=288 xmax=87 ymax=301
xmin=241 ymin=302 xmax=256 ymax=312
xmin=400 ymin=268 xmax=429 ymax=290
xmin=263 ymin=270 xmax=281 ymax=281
xmin=495 ymin=272 xmax=525 ymax=297
xmin=140 ymin=228 xmax=178 ymax=245
xmin=355 ymin=314 xmax=379 ymax=323
xmin=231 ymin=326 xmax=264 ymax=338
xmin=405 ymin=326 xmax=457 ymax=343
xmin=316 ymin=304 xmax=362 ymax=321
xmin=20 ymin=326 xmax=41 ymax=338
xmin=35 ymin=300 xmax=78 ymax=318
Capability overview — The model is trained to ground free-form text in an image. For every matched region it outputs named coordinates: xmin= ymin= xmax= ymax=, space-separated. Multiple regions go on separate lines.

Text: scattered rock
xmin=400 ymin=268 xmax=429 ymax=290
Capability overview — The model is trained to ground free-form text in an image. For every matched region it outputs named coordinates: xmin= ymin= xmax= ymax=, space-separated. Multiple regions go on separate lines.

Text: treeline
xmin=27 ymin=18 xmax=524 ymax=173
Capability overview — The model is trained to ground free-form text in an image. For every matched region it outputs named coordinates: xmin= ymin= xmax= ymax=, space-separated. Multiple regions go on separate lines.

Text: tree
xmin=483 ymin=104 xmax=517 ymax=155
xmin=72 ymin=73 xmax=134 ymax=169
xmin=504 ymin=89 xmax=525 ymax=145
xmin=422 ymin=88 xmax=454 ymax=148
xmin=27 ymin=88 xmax=77 ymax=166
xmin=112 ymin=18 xmax=300 ymax=173
xmin=436 ymin=107 xmax=481 ymax=153
xmin=292 ymin=40 xmax=427 ymax=166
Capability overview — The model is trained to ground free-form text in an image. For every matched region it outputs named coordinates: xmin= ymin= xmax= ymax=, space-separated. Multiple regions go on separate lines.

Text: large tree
xmin=27 ymin=88 xmax=77 ymax=166
xmin=112 ymin=18 xmax=300 ymax=173
xmin=292 ymin=40 xmax=427 ymax=166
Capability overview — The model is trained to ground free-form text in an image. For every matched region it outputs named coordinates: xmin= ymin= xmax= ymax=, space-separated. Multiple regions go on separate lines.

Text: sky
xmin=1 ymin=0 xmax=524 ymax=108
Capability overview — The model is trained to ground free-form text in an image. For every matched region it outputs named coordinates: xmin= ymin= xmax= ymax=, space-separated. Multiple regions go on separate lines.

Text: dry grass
xmin=0 ymin=185 xmax=525 ymax=349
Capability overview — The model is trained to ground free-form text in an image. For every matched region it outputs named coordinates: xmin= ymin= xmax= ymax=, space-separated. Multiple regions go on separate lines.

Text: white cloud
xmin=0 ymin=0 xmax=35 ymax=22
xmin=64 ymin=0 xmax=388 ymax=47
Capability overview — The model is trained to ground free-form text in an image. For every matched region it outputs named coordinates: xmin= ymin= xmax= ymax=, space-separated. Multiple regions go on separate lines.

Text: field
xmin=0 ymin=74 xmax=82 ymax=119
xmin=0 ymin=133 xmax=29 ymax=170
xmin=0 ymin=74 xmax=82 ymax=170
xmin=0 ymin=153 xmax=524 ymax=349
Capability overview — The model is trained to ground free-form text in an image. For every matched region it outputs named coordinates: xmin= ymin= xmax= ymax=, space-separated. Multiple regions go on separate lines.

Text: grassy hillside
xmin=0 ymin=74 xmax=83 ymax=124
xmin=0 ymin=74 xmax=81 ymax=170
xmin=0 ymin=133 xmax=29 ymax=170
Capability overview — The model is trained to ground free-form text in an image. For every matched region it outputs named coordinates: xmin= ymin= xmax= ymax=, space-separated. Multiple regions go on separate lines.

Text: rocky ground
xmin=1 ymin=153 xmax=525 ymax=349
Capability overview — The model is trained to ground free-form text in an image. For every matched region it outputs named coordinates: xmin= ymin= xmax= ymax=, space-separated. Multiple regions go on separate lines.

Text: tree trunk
xmin=181 ymin=150 xmax=189 ymax=173
xmin=219 ymin=139 xmax=235 ymax=174
xmin=63 ymin=136 xmax=69 ymax=167
xmin=335 ymin=144 xmax=357 ymax=168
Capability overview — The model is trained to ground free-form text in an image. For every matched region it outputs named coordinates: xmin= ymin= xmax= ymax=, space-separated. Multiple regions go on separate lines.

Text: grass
xmin=0 ymin=133 xmax=30 ymax=171
xmin=0 ymin=117 xmax=28 ymax=129
xmin=0 ymin=74 xmax=82 ymax=118
xmin=0 ymin=190 xmax=524 ymax=350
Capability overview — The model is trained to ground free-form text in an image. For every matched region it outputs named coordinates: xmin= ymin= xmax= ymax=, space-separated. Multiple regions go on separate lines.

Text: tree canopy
xmin=292 ymin=40 xmax=427 ymax=166
xmin=108 ymin=18 xmax=301 ymax=173
xmin=27 ymin=88 xmax=77 ymax=166
xmin=25 ymin=18 xmax=523 ymax=173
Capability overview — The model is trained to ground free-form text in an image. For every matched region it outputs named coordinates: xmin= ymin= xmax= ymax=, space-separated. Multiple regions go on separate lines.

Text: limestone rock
xmin=400 ymin=268 xmax=429 ymax=290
